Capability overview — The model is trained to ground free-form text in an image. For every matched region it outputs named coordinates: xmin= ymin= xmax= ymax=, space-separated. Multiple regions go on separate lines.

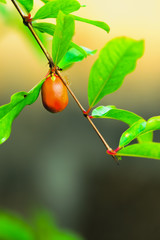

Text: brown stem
xmin=87 ymin=116 xmax=111 ymax=150
xmin=27 ymin=23 xmax=54 ymax=67
xmin=11 ymin=0 xmax=119 ymax=163
xmin=11 ymin=0 xmax=54 ymax=67
xmin=56 ymin=71 xmax=85 ymax=113
xmin=87 ymin=116 xmax=119 ymax=164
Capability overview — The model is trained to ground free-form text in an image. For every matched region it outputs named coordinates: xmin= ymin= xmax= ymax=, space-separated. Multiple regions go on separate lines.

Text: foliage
xmin=117 ymin=143 xmax=160 ymax=160
xmin=52 ymin=11 xmax=75 ymax=66
xmin=33 ymin=0 xmax=81 ymax=20
xmin=91 ymin=106 xmax=153 ymax=143
xmin=71 ymin=15 xmax=110 ymax=33
xmin=0 ymin=0 xmax=160 ymax=166
xmin=59 ymin=47 xmax=97 ymax=69
xmin=0 ymin=80 xmax=44 ymax=144
xmin=88 ymin=37 xmax=144 ymax=108
xmin=16 ymin=0 xmax=33 ymax=12
xmin=0 ymin=211 xmax=83 ymax=240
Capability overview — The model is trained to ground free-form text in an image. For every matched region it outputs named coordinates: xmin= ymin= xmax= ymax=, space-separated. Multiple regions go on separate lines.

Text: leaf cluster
xmin=0 ymin=0 xmax=160 ymax=161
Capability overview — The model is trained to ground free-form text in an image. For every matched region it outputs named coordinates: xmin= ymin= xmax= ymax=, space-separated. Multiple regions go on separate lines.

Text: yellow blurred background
xmin=0 ymin=1 xmax=160 ymax=240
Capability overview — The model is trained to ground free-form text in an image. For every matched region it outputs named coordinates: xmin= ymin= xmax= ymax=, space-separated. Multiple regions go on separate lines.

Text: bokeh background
xmin=0 ymin=0 xmax=160 ymax=239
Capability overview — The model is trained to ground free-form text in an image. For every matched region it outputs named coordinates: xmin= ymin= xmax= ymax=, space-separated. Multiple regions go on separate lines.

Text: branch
xmin=11 ymin=0 xmax=54 ymax=67
xmin=11 ymin=0 xmax=119 ymax=164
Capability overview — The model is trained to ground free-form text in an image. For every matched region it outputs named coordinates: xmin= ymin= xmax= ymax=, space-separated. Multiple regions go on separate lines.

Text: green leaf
xmin=119 ymin=119 xmax=147 ymax=148
xmin=117 ymin=142 xmax=160 ymax=160
xmin=59 ymin=46 xmax=97 ymax=69
xmin=40 ymin=0 xmax=82 ymax=4
xmin=52 ymin=231 xmax=84 ymax=240
xmin=32 ymin=210 xmax=83 ymax=240
xmin=32 ymin=22 xmax=92 ymax=61
xmin=0 ymin=213 xmax=34 ymax=240
xmin=88 ymin=37 xmax=144 ymax=108
xmin=70 ymin=43 xmax=88 ymax=57
xmin=32 ymin=22 xmax=87 ymax=57
xmin=92 ymin=105 xmax=142 ymax=125
xmin=0 ymin=0 xmax=6 ymax=4
xmin=0 ymin=79 xmax=44 ymax=145
xmin=72 ymin=15 xmax=110 ymax=33
xmin=32 ymin=22 xmax=56 ymax=36
xmin=133 ymin=116 xmax=160 ymax=143
xmin=91 ymin=105 xmax=153 ymax=143
xmin=16 ymin=0 xmax=33 ymax=13
xmin=144 ymin=116 xmax=160 ymax=132
xmin=52 ymin=11 xmax=75 ymax=66
xmin=33 ymin=0 xmax=81 ymax=20
xmin=118 ymin=115 xmax=160 ymax=148
xmin=40 ymin=0 xmax=50 ymax=3
xmin=32 ymin=210 xmax=57 ymax=240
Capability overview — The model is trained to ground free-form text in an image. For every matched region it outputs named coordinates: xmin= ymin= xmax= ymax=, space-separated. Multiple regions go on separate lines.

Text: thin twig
xmin=57 ymin=71 xmax=85 ymax=113
xmin=87 ymin=116 xmax=119 ymax=164
xmin=11 ymin=0 xmax=54 ymax=67
xmin=28 ymin=23 xmax=54 ymax=67
xmin=11 ymin=0 xmax=119 ymax=163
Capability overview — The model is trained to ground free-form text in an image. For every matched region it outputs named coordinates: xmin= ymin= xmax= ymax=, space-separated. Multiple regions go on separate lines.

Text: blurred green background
xmin=0 ymin=0 xmax=160 ymax=239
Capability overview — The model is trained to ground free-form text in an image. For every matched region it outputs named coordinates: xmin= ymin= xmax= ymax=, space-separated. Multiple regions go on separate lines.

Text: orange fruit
xmin=41 ymin=73 xmax=68 ymax=113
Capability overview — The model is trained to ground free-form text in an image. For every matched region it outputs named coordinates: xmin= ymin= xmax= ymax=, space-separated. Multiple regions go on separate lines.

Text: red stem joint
xmin=83 ymin=110 xmax=93 ymax=118
xmin=23 ymin=13 xmax=32 ymax=25
xmin=107 ymin=146 xmax=121 ymax=155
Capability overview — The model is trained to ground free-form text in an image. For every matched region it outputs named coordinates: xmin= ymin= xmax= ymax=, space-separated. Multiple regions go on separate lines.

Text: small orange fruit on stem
xmin=41 ymin=72 xmax=68 ymax=113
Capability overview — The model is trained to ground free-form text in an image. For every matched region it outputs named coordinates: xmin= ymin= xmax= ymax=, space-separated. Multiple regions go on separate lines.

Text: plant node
xmin=23 ymin=13 xmax=32 ymax=26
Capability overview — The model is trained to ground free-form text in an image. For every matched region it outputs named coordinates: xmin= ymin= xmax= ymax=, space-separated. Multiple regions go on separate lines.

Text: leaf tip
xmin=0 ymin=137 xmax=7 ymax=145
